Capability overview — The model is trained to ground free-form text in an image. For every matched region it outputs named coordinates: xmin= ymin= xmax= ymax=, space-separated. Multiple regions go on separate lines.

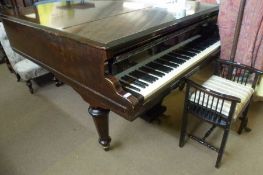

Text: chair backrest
xmin=215 ymin=59 xmax=263 ymax=89
xmin=185 ymin=79 xmax=241 ymax=125
xmin=0 ymin=22 xmax=24 ymax=67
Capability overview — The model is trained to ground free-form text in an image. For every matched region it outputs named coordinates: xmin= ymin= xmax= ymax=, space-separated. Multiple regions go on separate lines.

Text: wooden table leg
xmin=88 ymin=106 xmax=111 ymax=151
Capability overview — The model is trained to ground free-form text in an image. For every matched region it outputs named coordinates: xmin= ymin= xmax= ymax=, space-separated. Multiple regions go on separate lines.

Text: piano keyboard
xmin=116 ymin=35 xmax=220 ymax=100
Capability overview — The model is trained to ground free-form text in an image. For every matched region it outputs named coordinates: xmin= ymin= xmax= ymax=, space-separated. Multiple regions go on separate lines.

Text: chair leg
xmin=179 ymin=111 xmax=189 ymax=147
xmin=53 ymin=76 xmax=64 ymax=87
xmin=26 ymin=80 xmax=34 ymax=94
xmin=238 ymin=104 xmax=251 ymax=135
xmin=179 ymin=81 xmax=186 ymax=91
xmin=16 ymin=73 xmax=21 ymax=82
xmin=215 ymin=127 xmax=230 ymax=168
xmin=4 ymin=57 xmax=14 ymax=73
xmin=7 ymin=63 xmax=14 ymax=73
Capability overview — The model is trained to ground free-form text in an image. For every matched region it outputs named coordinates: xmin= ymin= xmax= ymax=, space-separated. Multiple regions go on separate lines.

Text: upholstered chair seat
xmin=13 ymin=59 xmax=48 ymax=81
xmin=190 ymin=75 xmax=254 ymax=122
xmin=0 ymin=31 xmax=23 ymax=67
xmin=0 ymin=22 xmax=49 ymax=93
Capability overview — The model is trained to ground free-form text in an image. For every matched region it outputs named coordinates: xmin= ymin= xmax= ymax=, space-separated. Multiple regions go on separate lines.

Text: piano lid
xmin=1 ymin=0 xmax=218 ymax=48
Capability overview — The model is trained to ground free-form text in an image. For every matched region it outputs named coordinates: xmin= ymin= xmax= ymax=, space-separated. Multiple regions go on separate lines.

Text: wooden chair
xmin=179 ymin=59 xmax=263 ymax=168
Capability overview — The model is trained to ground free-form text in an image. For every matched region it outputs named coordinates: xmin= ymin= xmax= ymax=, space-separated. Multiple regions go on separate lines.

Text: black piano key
xmin=183 ymin=42 xmax=203 ymax=51
xmin=187 ymin=38 xmax=217 ymax=50
xmin=186 ymin=43 xmax=207 ymax=51
xmin=163 ymin=55 xmax=185 ymax=64
xmin=159 ymin=58 xmax=180 ymax=66
xmin=122 ymin=86 xmax=142 ymax=97
xmin=155 ymin=59 xmax=178 ymax=68
xmin=137 ymin=70 xmax=159 ymax=80
xmin=191 ymin=47 xmax=203 ymax=51
xmin=194 ymin=41 xmax=214 ymax=48
xmin=120 ymin=77 xmax=145 ymax=88
xmin=129 ymin=70 xmax=158 ymax=83
xmin=184 ymin=49 xmax=201 ymax=54
xmin=203 ymin=38 xmax=217 ymax=44
xmin=139 ymin=66 xmax=165 ymax=77
xmin=187 ymin=38 xmax=218 ymax=52
xmin=169 ymin=52 xmax=191 ymax=60
xmin=180 ymin=46 xmax=201 ymax=53
xmin=146 ymin=62 xmax=173 ymax=73
xmin=121 ymin=75 xmax=148 ymax=88
xmin=196 ymin=44 xmax=209 ymax=49
xmin=196 ymin=41 xmax=215 ymax=49
xmin=120 ymin=80 xmax=141 ymax=92
xmin=187 ymin=42 xmax=208 ymax=50
xmin=175 ymin=50 xmax=196 ymax=57
xmin=187 ymin=48 xmax=202 ymax=53
xmin=192 ymin=46 xmax=207 ymax=51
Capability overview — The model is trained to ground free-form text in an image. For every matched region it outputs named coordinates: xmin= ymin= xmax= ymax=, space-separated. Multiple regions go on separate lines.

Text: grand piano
xmin=1 ymin=0 xmax=220 ymax=150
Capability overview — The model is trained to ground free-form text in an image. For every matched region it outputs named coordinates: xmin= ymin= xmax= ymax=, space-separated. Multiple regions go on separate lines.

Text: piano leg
xmin=88 ymin=107 xmax=111 ymax=151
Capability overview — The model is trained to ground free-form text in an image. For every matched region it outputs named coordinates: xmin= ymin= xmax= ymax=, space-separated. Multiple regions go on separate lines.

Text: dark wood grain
xmin=2 ymin=17 xmax=141 ymax=120
xmin=0 ymin=0 xmax=220 ymax=149
xmin=1 ymin=1 xmax=218 ymax=47
xmin=88 ymin=107 xmax=111 ymax=151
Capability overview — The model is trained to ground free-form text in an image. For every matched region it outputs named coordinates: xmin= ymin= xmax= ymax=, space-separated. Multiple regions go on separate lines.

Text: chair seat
xmin=190 ymin=75 xmax=254 ymax=120
xmin=13 ymin=59 xmax=49 ymax=81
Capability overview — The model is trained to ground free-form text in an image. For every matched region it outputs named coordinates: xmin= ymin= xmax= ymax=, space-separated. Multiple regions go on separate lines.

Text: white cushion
xmin=190 ymin=75 xmax=254 ymax=120
xmin=0 ymin=22 xmax=24 ymax=67
xmin=13 ymin=59 xmax=49 ymax=81
xmin=0 ymin=23 xmax=7 ymax=41
xmin=0 ymin=22 xmax=49 ymax=81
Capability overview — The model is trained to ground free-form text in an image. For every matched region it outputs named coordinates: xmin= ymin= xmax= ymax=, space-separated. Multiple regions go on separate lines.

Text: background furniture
xmin=179 ymin=59 xmax=263 ymax=168
xmin=0 ymin=22 xmax=50 ymax=93
xmin=0 ymin=42 xmax=6 ymax=63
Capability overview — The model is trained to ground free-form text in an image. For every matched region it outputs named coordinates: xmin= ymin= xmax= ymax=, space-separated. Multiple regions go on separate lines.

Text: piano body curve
xmin=1 ymin=0 xmax=220 ymax=149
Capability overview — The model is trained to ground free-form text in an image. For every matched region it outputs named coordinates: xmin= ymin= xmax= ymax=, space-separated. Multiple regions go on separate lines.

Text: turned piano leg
xmin=88 ymin=107 xmax=111 ymax=151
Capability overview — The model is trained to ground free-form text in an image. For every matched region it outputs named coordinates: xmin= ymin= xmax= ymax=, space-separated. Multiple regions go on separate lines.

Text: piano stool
xmin=0 ymin=42 xmax=6 ymax=64
xmin=0 ymin=22 xmax=63 ymax=93
xmin=179 ymin=59 xmax=263 ymax=168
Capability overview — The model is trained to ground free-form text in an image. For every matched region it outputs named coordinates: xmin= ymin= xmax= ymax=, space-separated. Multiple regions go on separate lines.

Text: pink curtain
xmin=197 ymin=0 xmax=218 ymax=3
xmin=199 ymin=0 xmax=263 ymax=71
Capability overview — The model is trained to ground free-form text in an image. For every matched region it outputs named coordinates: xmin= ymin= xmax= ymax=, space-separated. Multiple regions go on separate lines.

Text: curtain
xmin=199 ymin=0 xmax=263 ymax=71
xmin=199 ymin=0 xmax=263 ymax=100
xmin=218 ymin=0 xmax=263 ymax=71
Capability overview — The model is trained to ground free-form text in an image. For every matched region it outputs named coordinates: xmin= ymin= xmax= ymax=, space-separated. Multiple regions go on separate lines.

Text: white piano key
xmin=142 ymin=41 xmax=220 ymax=99
xmin=117 ymin=38 xmax=221 ymax=100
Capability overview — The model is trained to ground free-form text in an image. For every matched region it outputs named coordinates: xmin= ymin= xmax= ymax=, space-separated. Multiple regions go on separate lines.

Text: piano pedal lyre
xmin=179 ymin=79 xmax=187 ymax=91
xmin=141 ymin=103 xmax=167 ymax=124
